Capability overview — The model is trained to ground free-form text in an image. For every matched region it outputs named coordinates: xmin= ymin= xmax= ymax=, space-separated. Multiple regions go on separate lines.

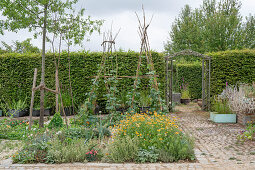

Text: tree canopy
xmin=165 ymin=0 xmax=255 ymax=54
xmin=0 ymin=38 xmax=40 ymax=53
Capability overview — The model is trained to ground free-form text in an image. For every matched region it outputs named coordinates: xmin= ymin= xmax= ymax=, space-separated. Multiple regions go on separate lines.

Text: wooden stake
xmin=58 ymin=86 xmax=68 ymax=128
xmin=29 ymin=68 xmax=37 ymax=130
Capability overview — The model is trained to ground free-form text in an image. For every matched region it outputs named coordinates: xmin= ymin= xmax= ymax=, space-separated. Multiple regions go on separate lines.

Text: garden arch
xmin=165 ymin=49 xmax=211 ymax=111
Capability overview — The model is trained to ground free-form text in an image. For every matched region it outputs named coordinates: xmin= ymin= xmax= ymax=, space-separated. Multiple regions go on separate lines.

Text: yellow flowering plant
xmin=110 ymin=112 xmax=195 ymax=162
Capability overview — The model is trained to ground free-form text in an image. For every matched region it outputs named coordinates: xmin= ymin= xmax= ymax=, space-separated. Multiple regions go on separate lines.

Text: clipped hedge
xmin=174 ymin=63 xmax=202 ymax=99
xmin=1 ymin=49 xmax=254 ymax=110
xmin=0 ymin=51 xmax=166 ymax=109
xmin=209 ymin=49 xmax=255 ymax=96
xmin=172 ymin=49 xmax=255 ymax=99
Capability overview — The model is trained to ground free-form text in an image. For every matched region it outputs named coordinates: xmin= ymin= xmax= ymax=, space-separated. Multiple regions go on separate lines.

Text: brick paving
xmin=1 ymin=103 xmax=255 ymax=169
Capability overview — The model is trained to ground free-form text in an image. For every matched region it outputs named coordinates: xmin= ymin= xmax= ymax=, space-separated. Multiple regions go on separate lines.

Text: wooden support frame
xmin=131 ymin=7 xmax=163 ymax=111
xmin=165 ymin=49 xmax=211 ymax=111
xmin=29 ymin=68 xmax=37 ymax=130
xmin=28 ymin=68 xmax=68 ymax=129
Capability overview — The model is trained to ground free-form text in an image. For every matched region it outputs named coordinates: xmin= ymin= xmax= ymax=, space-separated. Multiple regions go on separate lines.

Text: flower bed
xmin=106 ymin=112 xmax=195 ymax=163
xmin=1 ymin=111 xmax=194 ymax=164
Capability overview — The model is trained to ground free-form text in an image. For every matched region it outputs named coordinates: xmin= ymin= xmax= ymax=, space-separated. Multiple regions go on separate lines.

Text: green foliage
xmin=181 ymin=89 xmax=190 ymax=99
xmin=211 ymin=99 xmax=232 ymax=114
xmin=209 ymin=49 xmax=255 ymax=97
xmin=237 ymin=123 xmax=255 ymax=142
xmin=0 ymin=119 xmax=45 ymax=140
xmin=0 ymin=51 xmax=166 ymax=112
xmin=173 ymin=49 xmax=255 ymax=99
xmin=47 ymin=138 xmax=101 ymax=163
xmin=0 ymin=0 xmax=102 ymax=42
xmin=165 ymin=0 xmax=253 ymax=54
xmin=48 ymin=112 xmax=63 ymax=129
xmin=136 ymin=146 xmax=159 ymax=163
xmin=62 ymin=126 xmax=111 ymax=140
xmin=1 ymin=39 xmax=40 ymax=53
xmin=174 ymin=63 xmax=202 ymax=99
xmin=107 ymin=136 xmax=139 ymax=163
xmin=12 ymin=133 xmax=102 ymax=163
xmin=61 ymin=92 xmax=73 ymax=107
xmin=12 ymin=134 xmax=50 ymax=163
xmin=139 ymin=91 xmax=151 ymax=107
xmin=243 ymin=15 xmax=255 ymax=49
xmin=3 ymin=97 xmax=27 ymax=111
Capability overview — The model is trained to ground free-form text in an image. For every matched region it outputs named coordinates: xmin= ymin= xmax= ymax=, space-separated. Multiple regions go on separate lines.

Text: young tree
xmin=48 ymin=8 xmax=103 ymax=115
xmin=0 ymin=0 xmax=86 ymax=127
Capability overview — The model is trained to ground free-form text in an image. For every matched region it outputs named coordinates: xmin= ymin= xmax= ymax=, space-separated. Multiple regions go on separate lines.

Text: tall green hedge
xmin=0 ymin=51 xmax=166 ymax=108
xmin=209 ymin=49 xmax=255 ymax=96
xmin=1 ymin=49 xmax=254 ymax=110
xmin=172 ymin=49 xmax=255 ymax=99
xmin=174 ymin=63 xmax=202 ymax=99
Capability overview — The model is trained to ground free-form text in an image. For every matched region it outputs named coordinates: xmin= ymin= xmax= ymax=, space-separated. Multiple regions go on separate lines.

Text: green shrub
xmin=48 ymin=112 xmax=63 ymax=129
xmin=12 ymin=134 xmax=50 ymax=163
xmin=107 ymin=136 xmax=139 ymax=163
xmin=63 ymin=127 xmax=93 ymax=139
xmin=47 ymin=138 xmax=101 ymax=163
xmin=12 ymin=133 xmax=102 ymax=163
xmin=237 ymin=123 xmax=255 ymax=142
xmin=211 ymin=99 xmax=232 ymax=114
xmin=136 ymin=146 xmax=159 ymax=163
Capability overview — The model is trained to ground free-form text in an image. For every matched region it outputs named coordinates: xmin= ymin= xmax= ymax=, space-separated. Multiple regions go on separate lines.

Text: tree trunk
xmin=39 ymin=4 xmax=48 ymax=128
xmin=55 ymin=65 xmax=59 ymax=113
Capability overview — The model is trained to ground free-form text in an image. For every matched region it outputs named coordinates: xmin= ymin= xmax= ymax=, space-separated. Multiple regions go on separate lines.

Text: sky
xmin=0 ymin=0 xmax=254 ymax=52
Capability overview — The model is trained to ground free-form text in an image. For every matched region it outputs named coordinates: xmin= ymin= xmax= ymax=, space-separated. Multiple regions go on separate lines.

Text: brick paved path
xmin=173 ymin=103 xmax=255 ymax=166
xmin=1 ymin=103 xmax=255 ymax=169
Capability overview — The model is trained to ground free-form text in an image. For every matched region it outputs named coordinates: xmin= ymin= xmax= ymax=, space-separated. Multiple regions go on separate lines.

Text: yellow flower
xmin=175 ymin=132 xmax=179 ymax=135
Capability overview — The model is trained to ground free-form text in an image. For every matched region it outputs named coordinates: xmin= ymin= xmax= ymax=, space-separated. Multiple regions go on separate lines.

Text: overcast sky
xmin=0 ymin=0 xmax=254 ymax=52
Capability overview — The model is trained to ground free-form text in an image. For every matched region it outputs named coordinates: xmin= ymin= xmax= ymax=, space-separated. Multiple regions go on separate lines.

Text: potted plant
xmin=210 ymin=98 xmax=236 ymax=123
xmin=6 ymin=98 xmax=28 ymax=118
xmin=32 ymin=103 xmax=41 ymax=117
xmin=139 ymin=91 xmax=151 ymax=114
xmin=32 ymin=104 xmax=50 ymax=117
xmin=172 ymin=92 xmax=181 ymax=104
xmin=180 ymin=78 xmax=191 ymax=104
xmin=32 ymin=96 xmax=51 ymax=117
xmin=181 ymin=88 xmax=191 ymax=104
